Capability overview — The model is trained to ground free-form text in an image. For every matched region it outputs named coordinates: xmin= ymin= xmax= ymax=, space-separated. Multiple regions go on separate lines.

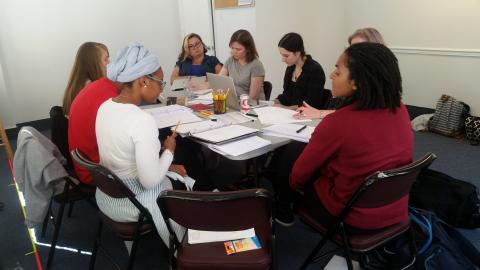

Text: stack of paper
xmin=143 ymin=105 xmax=202 ymax=129
xmin=262 ymin=123 xmax=315 ymax=143
xmin=188 ymin=92 xmax=214 ymax=105
xmin=254 ymin=106 xmax=312 ymax=125
xmin=188 ymin=228 xmax=255 ymax=244
xmin=209 ymin=136 xmax=271 ymax=156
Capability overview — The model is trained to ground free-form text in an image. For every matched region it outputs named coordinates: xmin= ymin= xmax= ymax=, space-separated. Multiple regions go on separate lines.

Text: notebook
xmin=191 ymin=125 xmax=258 ymax=144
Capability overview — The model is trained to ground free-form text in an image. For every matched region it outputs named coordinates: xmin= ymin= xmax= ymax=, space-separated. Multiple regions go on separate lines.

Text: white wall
xmin=177 ymin=0 xmax=215 ymax=55
xmin=0 ymin=0 xmax=182 ymax=128
xmin=213 ymin=6 xmax=257 ymax=63
xmin=345 ymin=0 xmax=480 ymax=114
xmin=255 ymin=0 xmax=347 ymax=100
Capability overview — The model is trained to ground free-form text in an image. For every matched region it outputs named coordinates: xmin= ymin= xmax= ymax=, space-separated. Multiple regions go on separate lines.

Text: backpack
xmin=428 ymin=94 xmax=470 ymax=137
xmin=409 ymin=208 xmax=480 ymax=270
xmin=409 ymin=169 xmax=480 ymax=228
xmin=465 ymin=115 xmax=480 ymax=145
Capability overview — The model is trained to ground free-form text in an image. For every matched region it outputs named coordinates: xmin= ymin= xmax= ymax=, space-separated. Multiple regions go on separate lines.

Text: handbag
xmin=428 ymin=95 xmax=470 ymax=137
xmin=465 ymin=115 xmax=480 ymax=145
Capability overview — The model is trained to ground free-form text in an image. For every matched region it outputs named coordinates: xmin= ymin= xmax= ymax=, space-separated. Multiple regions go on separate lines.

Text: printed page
xmin=209 ymin=136 xmax=271 ymax=156
xmin=188 ymin=228 xmax=255 ymax=244
xmin=254 ymin=106 xmax=312 ymax=125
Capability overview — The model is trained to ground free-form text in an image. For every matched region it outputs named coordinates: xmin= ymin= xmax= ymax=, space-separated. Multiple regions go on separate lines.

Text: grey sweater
xmin=13 ymin=127 xmax=68 ymax=228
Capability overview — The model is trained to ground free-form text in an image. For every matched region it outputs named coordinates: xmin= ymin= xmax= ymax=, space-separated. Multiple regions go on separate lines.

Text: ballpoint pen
xmin=296 ymin=125 xmax=307 ymax=133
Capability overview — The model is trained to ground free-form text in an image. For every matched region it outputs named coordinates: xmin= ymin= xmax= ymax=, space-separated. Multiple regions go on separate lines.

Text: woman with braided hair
xmin=290 ymin=42 xmax=413 ymax=231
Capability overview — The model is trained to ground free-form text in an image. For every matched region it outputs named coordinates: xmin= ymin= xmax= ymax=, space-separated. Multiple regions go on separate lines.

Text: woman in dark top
xmin=170 ymin=33 xmax=222 ymax=89
xmin=275 ymin=33 xmax=327 ymax=109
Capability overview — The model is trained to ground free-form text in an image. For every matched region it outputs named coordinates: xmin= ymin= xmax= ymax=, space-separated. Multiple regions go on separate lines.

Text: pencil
xmin=172 ymin=121 xmax=181 ymax=135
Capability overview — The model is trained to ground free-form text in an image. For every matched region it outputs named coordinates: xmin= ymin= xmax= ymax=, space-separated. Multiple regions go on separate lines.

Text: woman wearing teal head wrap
xmin=96 ymin=42 xmax=186 ymax=250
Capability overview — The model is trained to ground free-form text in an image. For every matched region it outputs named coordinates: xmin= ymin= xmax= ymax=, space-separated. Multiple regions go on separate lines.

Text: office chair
xmin=158 ymin=188 xmax=276 ymax=270
xmin=263 ymin=81 xmax=273 ymax=101
xmin=298 ymin=153 xmax=436 ymax=270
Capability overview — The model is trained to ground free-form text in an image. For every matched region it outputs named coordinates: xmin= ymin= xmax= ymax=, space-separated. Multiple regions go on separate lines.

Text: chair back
xmin=264 ymin=81 xmax=272 ymax=101
xmin=71 ymin=149 xmax=152 ymax=218
xmin=50 ymin=106 xmax=72 ymax=169
xmin=158 ymin=189 xmax=272 ymax=242
xmin=349 ymin=153 xmax=436 ymax=210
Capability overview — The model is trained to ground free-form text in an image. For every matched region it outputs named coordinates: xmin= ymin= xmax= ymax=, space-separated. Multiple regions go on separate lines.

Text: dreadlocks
xmin=342 ymin=42 xmax=402 ymax=111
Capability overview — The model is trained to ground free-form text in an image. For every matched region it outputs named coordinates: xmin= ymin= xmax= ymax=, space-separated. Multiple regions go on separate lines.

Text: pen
xmin=296 ymin=125 xmax=307 ymax=133
xmin=246 ymin=113 xmax=258 ymax=117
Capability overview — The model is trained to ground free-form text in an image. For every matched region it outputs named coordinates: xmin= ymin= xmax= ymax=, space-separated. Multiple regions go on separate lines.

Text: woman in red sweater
xmin=290 ymin=42 xmax=413 ymax=231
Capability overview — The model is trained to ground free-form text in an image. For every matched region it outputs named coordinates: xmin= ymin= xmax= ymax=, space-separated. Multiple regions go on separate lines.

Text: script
xmin=254 ymin=106 xmax=312 ymax=125
xmin=262 ymin=123 xmax=316 ymax=143
xmin=143 ymin=105 xmax=202 ymax=129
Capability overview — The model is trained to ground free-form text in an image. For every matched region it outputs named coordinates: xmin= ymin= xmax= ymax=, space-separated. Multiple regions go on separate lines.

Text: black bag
xmin=465 ymin=115 xmax=480 ymax=145
xmin=410 ymin=169 xmax=480 ymax=228
xmin=410 ymin=208 xmax=480 ymax=270
xmin=428 ymin=95 xmax=470 ymax=137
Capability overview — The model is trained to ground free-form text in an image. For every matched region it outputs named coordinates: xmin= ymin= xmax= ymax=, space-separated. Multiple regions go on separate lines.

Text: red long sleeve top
xmin=68 ymin=78 xmax=118 ymax=184
xmin=290 ymin=102 xmax=413 ymax=229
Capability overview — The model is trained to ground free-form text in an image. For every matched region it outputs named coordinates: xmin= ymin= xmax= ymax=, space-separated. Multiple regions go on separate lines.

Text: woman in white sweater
xmin=95 ymin=42 xmax=185 ymax=248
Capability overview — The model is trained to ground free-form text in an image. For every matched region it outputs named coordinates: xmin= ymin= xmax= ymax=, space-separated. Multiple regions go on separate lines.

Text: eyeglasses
xmin=188 ymin=42 xmax=202 ymax=50
xmin=146 ymin=74 xmax=167 ymax=88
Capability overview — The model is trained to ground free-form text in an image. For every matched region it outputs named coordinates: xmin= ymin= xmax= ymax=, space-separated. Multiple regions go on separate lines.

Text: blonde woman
xmin=62 ymin=42 xmax=109 ymax=115
xmin=170 ymin=33 xmax=222 ymax=89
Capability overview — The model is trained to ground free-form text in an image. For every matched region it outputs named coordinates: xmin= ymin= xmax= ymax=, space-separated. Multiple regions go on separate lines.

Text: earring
xmin=143 ymin=84 xmax=147 ymax=88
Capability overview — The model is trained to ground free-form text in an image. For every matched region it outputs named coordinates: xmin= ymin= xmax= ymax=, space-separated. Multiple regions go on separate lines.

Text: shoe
xmin=275 ymin=206 xmax=295 ymax=227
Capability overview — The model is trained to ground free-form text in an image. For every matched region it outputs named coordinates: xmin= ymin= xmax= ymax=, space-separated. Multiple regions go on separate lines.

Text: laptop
xmin=206 ymin=73 xmax=267 ymax=110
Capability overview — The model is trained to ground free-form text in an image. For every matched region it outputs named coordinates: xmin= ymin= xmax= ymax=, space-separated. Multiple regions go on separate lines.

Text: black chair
xmin=71 ymin=149 xmax=155 ymax=270
xmin=298 ymin=153 xmax=436 ymax=270
xmin=157 ymin=189 xmax=276 ymax=270
xmin=264 ymin=81 xmax=272 ymax=101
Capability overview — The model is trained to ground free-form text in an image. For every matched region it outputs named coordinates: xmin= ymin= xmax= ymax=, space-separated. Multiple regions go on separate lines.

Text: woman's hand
xmin=169 ymin=164 xmax=188 ymax=177
xmin=163 ymin=134 xmax=177 ymax=153
xmin=294 ymin=102 xmax=334 ymax=119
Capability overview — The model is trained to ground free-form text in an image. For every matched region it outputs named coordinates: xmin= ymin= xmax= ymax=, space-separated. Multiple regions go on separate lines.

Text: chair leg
xmin=89 ymin=221 xmax=103 ymax=270
xmin=299 ymin=234 xmax=331 ymax=270
xmin=339 ymin=223 xmax=354 ymax=270
xmin=41 ymin=200 xmax=53 ymax=238
xmin=46 ymin=201 xmax=66 ymax=270
xmin=67 ymin=202 xmax=75 ymax=217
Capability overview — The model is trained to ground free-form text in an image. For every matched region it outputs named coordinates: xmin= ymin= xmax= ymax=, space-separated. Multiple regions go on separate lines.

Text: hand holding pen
xmin=164 ymin=121 xmax=180 ymax=152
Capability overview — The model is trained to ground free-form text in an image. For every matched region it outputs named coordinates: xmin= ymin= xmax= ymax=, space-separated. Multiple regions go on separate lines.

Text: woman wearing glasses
xmin=170 ymin=33 xmax=222 ymax=88
xmin=96 ymin=42 xmax=186 ymax=249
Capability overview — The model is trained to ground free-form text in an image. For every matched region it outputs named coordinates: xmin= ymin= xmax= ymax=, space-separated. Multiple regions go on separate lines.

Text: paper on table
xmin=254 ymin=106 xmax=312 ymax=125
xmin=192 ymin=125 xmax=258 ymax=144
xmin=209 ymin=136 xmax=271 ymax=156
xmin=188 ymin=228 xmax=255 ymax=244
xmin=262 ymin=123 xmax=316 ymax=143
xmin=192 ymin=88 xmax=213 ymax=95
xmin=143 ymin=105 xmax=202 ymax=129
